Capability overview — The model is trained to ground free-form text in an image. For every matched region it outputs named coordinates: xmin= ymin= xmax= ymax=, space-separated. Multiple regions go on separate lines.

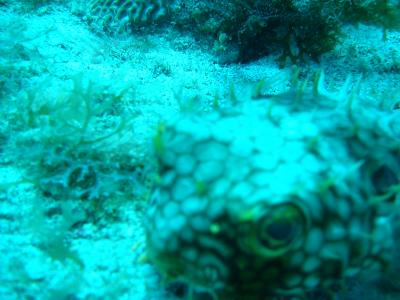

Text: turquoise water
xmin=1 ymin=1 xmax=400 ymax=300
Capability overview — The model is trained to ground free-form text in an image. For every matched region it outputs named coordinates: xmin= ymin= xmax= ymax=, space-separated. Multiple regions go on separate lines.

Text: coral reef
xmin=85 ymin=0 xmax=400 ymax=63
xmin=145 ymin=71 xmax=400 ymax=299
xmin=176 ymin=0 xmax=400 ymax=63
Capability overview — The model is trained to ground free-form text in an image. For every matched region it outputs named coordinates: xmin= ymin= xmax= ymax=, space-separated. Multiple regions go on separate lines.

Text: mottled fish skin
xmin=145 ymin=73 xmax=400 ymax=299
xmin=87 ymin=0 xmax=176 ymax=34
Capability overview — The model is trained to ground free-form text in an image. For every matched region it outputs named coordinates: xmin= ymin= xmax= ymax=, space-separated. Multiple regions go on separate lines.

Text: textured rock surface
xmin=145 ymin=73 xmax=400 ymax=299
xmin=84 ymin=1 xmax=400 ymax=63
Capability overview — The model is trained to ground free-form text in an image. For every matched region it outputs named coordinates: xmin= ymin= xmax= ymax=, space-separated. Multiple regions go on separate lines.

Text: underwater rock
xmin=85 ymin=0 xmax=400 ymax=63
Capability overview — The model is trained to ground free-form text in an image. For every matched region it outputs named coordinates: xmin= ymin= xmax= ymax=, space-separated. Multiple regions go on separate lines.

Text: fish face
xmin=145 ymin=100 xmax=395 ymax=299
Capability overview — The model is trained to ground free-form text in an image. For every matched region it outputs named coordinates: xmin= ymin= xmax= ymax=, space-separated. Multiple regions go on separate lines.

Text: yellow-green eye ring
xmin=241 ymin=203 xmax=308 ymax=258
xmin=260 ymin=205 xmax=304 ymax=249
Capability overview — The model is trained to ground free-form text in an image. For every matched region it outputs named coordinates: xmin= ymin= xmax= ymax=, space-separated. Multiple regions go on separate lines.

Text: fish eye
xmin=240 ymin=203 xmax=308 ymax=258
xmin=259 ymin=205 xmax=304 ymax=250
xmin=264 ymin=219 xmax=296 ymax=242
